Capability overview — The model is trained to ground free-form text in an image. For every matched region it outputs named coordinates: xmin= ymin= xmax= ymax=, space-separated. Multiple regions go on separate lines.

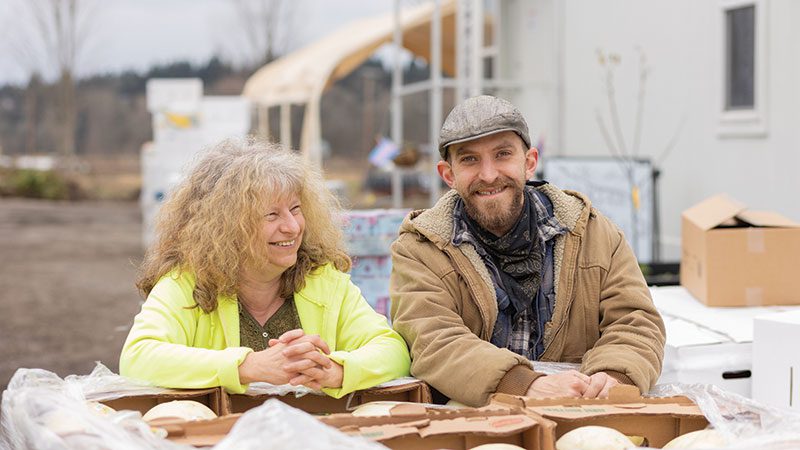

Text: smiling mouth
xmin=474 ymin=186 xmax=507 ymax=196
xmin=270 ymin=239 xmax=296 ymax=247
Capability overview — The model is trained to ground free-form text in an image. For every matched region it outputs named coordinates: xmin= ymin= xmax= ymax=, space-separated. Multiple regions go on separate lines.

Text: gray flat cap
xmin=438 ymin=95 xmax=531 ymax=159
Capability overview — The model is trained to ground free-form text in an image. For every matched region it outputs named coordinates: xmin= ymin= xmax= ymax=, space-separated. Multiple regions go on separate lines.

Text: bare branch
xmin=226 ymin=0 xmax=296 ymax=69
xmin=631 ymin=46 xmax=649 ymax=158
xmin=595 ymin=110 xmax=626 ymax=167
xmin=13 ymin=0 xmax=100 ymax=157
xmin=655 ymin=113 xmax=687 ymax=167
xmin=604 ymin=57 xmax=630 ymax=158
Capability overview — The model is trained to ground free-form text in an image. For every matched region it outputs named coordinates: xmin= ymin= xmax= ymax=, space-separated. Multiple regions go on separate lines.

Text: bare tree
xmin=7 ymin=0 xmax=98 ymax=157
xmin=595 ymin=47 xmax=685 ymax=260
xmin=3 ymin=3 xmax=44 ymax=155
xmin=228 ymin=0 xmax=296 ymax=69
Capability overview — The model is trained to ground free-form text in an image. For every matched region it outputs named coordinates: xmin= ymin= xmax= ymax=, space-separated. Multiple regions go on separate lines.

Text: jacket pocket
xmin=562 ymin=266 xmax=602 ymax=356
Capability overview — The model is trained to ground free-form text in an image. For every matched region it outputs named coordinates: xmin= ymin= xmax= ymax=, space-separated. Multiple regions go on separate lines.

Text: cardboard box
xmin=156 ymin=403 xmax=439 ymax=447
xmin=152 ymin=413 xmax=243 ymax=447
xmin=220 ymin=378 xmax=432 ymax=415
xmin=650 ymin=285 xmax=800 ymax=397
xmin=680 ymin=194 xmax=800 ymax=306
xmin=492 ymin=385 xmax=708 ymax=448
xmin=658 ymin=314 xmax=753 ymax=397
xmin=156 ymin=403 xmax=555 ymax=449
xmin=320 ymin=404 xmax=557 ymax=450
xmin=98 ymin=387 xmax=223 ymax=417
xmin=752 ymin=310 xmax=800 ymax=411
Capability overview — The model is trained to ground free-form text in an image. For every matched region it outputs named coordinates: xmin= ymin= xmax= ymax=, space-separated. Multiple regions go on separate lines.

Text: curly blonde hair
xmin=137 ymin=137 xmax=351 ymax=312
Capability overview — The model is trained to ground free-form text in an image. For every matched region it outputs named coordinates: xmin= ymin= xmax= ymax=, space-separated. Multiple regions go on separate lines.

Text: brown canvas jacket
xmin=389 ymin=183 xmax=665 ymax=406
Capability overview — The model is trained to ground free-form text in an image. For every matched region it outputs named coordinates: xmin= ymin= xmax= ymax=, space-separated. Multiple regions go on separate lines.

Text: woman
xmin=120 ymin=138 xmax=410 ymax=398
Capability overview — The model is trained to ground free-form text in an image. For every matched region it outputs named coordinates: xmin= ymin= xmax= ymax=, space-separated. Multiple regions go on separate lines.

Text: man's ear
xmin=525 ymin=147 xmax=539 ymax=180
xmin=437 ymin=160 xmax=456 ymax=188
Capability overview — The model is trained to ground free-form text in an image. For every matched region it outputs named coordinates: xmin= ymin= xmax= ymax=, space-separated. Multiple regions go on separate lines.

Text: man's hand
xmin=582 ymin=372 xmax=619 ymax=398
xmin=525 ymin=370 xmax=591 ymax=398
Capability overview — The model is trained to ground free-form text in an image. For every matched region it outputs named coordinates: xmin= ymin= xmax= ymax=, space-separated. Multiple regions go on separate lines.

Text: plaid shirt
xmin=453 ymin=185 xmax=567 ymax=360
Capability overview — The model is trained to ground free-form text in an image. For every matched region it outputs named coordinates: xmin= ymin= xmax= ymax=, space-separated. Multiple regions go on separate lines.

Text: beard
xmin=461 ymin=176 xmax=525 ymax=236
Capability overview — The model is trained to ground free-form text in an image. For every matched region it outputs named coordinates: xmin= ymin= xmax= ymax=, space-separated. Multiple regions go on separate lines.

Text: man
xmin=390 ymin=95 xmax=665 ymax=407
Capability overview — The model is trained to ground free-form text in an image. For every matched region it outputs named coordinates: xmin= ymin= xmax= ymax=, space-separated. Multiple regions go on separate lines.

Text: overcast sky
xmin=0 ymin=0 xmax=409 ymax=86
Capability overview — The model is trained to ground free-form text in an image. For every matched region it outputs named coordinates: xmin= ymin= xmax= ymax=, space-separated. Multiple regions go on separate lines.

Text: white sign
xmin=146 ymin=78 xmax=203 ymax=113
xmin=544 ymin=157 xmax=654 ymax=263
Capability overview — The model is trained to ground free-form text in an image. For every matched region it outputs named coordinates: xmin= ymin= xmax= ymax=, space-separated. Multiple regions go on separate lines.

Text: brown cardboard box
xmin=156 ymin=403 xmax=556 ymax=449
xmin=492 ymin=385 xmax=708 ymax=448
xmin=220 ymin=379 xmax=432 ymax=415
xmin=156 ymin=403 xmax=433 ymax=447
xmin=320 ymin=404 xmax=557 ymax=450
xmin=680 ymin=194 xmax=800 ymax=306
xmin=152 ymin=413 xmax=243 ymax=447
xmin=98 ymin=387 xmax=223 ymax=416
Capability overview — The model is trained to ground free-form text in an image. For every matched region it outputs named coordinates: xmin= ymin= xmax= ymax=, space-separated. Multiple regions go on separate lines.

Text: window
xmin=718 ymin=0 xmax=768 ymax=138
xmin=725 ymin=6 xmax=755 ymax=110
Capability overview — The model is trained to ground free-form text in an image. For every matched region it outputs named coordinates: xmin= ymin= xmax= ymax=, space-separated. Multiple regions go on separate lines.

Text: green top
xmin=238 ymin=299 xmax=302 ymax=352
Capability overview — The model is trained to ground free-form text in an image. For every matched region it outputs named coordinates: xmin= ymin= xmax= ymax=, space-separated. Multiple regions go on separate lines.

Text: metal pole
xmin=362 ymin=67 xmax=378 ymax=158
xmin=470 ymin=0 xmax=483 ymax=97
xmin=455 ymin=0 xmax=466 ymax=102
xmin=429 ymin=0 xmax=443 ymax=206
xmin=555 ymin=0 xmax=566 ymax=155
xmin=391 ymin=0 xmax=404 ymax=208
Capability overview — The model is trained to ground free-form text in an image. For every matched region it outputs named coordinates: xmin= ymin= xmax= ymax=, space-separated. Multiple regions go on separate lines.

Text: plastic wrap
xmin=214 ymin=399 xmax=387 ymax=450
xmin=1 ymin=367 xmax=190 ymax=450
xmin=243 ymin=376 xmax=424 ymax=410
xmin=4 ymin=363 xmax=177 ymax=404
xmin=1 ymin=365 xmax=390 ymax=450
xmin=532 ymin=361 xmax=581 ymax=375
xmin=650 ymin=383 xmax=800 ymax=449
xmin=243 ymin=381 xmax=318 ymax=396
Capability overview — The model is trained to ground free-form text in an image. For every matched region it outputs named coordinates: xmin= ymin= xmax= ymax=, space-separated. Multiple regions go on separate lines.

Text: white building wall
xmin=496 ymin=0 xmax=560 ymax=152
xmin=502 ymin=0 xmax=800 ymax=261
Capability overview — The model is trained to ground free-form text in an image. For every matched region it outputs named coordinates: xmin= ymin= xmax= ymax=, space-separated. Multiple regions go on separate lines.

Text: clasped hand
xmin=525 ymin=370 xmax=619 ymax=399
xmin=238 ymin=329 xmax=343 ymax=390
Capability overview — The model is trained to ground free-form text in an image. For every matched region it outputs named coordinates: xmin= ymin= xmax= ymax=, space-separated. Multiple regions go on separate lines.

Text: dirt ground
xmin=0 ymin=198 xmax=144 ymax=392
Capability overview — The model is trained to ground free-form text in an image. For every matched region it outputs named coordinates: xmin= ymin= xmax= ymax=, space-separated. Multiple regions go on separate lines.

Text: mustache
xmin=469 ymin=178 xmax=515 ymax=195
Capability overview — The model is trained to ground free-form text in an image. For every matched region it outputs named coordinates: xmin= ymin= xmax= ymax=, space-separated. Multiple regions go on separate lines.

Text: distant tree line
xmin=0 ymin=57 xmax=239 ymax=157
xmin=0 ymin=56 xmax=437 ymax=161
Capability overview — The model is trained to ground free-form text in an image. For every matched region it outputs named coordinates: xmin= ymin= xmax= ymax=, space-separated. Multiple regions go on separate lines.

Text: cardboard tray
xmin=220 ymin=378 xmax=432 ymax=415
xmin=150 ymin=413 xmax=243 ymax=447
xmin=156 ymin=403 xmax=557 ymax=449
xmin=99 ymin=387 xmax=223 ymax=417
xmin=492 ymin=385 xmax=708 ymax=448
xmin=319 ymin=404 xmax=557 ymax=450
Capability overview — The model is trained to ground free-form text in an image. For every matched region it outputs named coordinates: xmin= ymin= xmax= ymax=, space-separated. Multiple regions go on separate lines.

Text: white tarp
xmin=242 ymin=0 xmax=458 ymax=164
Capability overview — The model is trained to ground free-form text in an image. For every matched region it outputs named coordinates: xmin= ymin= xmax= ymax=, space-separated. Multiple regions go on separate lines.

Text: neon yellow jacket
xmin=120 ymin=264 xmax=410 ymax=398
